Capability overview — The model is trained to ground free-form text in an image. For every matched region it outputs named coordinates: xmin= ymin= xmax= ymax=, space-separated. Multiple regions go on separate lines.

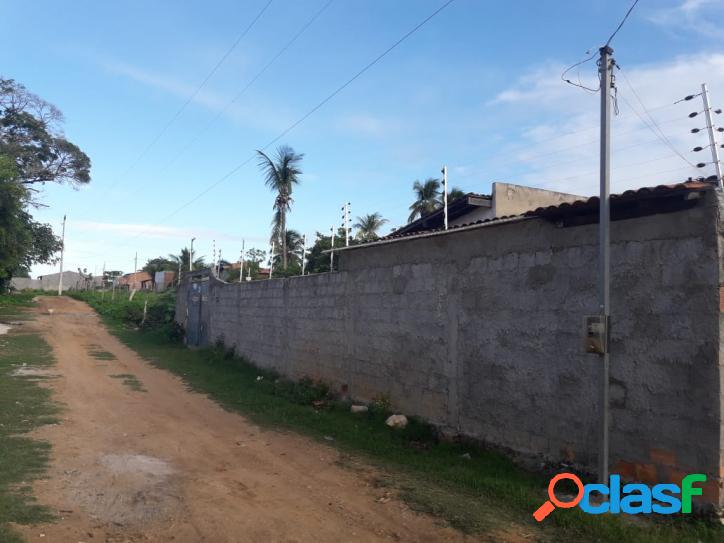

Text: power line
xmin=125 ymin=0 xmax=457 ymax=243
xmin=107 ymin=0 xmax=274 ymax=192
xmin=617 ymin=68 xmax=697 ymax=168
xmin=605 ymin=0 xmax=640 ymax=47
xmin=158 ymin=0 xmax=335 ymax=175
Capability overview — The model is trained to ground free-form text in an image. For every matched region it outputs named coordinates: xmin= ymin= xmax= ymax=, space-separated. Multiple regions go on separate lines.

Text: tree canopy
xmin=0 ymin=78 xmax=91 ymax=186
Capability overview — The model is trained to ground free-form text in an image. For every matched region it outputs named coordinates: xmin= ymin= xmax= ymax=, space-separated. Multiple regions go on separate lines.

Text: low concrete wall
xmin=177 ymin=190 xmax=724 ymax=505
xmin=10 ymin=271 xmax=83 ymax=292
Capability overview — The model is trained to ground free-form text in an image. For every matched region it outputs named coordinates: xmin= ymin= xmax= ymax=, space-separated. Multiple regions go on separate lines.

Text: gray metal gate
xmin=186 ymin=276 xmax=209 ymax=347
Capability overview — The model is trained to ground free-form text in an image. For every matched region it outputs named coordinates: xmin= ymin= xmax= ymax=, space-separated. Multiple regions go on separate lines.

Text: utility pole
xmin=597 ymin=44 xmax=615 ymax=486
xmin=269 ymin=242 xmax=275 ymax=279
xmin=57 ymin=215 xmax=66 ymax=295
xmin=212 ymin=240 xmax=216 ymax=274
xmin=701 ymin=83 xmax=723 ymax=190
xmin=134 ymin=252 xmax=138 ymax=273
xmin=330 ymin=226 xmax=336 ymax=270
xmin=240 ymin=239 xmax=245 ymax=283
xmin=441 ymin=165 xmax=449 ymax=230
xmin=217 ymin=249 xmax=222 ymax=276
xmin=190 ymin=237 xmax=195 ymax=272
xmin=301 ymin=234 xmax=307 ymax=276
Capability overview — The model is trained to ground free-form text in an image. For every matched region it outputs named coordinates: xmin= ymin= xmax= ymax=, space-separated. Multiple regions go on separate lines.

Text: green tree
xmin=304 ymin=228 xmax=351 ymax=274
xmin=408 ymin=178 xmax=441 ymax=223
xmin=143 ymin=257 xmax=177 ymax=274
xmin=0 ymin=78 xmax=90 ymax=290
xmin=168 ymin=248 xmax=205 ymax=271
xmin=256 ymin=145 xmax=303 ymax=270
xmin=354 ymin=212 xmax=388 ymax=242
xmin=442 ymin=186 xmax=466 ymax=204
xmin=273 ymin=229 xmax=303 ymax=269
xmin=238 ymin=248 xmax=266 ymax=279
xmin=0 ymin=155 xmax=61 ymax=290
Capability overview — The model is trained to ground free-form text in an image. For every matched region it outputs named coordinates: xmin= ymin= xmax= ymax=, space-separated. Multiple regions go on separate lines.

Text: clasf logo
xmin=533 ymin=472 xmax=707 ymax=521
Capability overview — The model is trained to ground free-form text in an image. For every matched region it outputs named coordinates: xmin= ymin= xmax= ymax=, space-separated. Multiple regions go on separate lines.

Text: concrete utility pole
xmin=190 ymin=237 xmax=196 ymax=272
xmin=134 ymin=252 xmax=138 ymax=273
xmin=598 ymin=45 xmax=615 ymax=486
xmin=301 ymin=234 xmax=307 ymax=276
xmin=701 ymin=83 xmax=723 ymax=190
xmin=269 ymin=242 xmax=275 ymax=279
xmin=330 ymin=227 xmax=335 ymax=270
xmin=217 ymin=249 xmax=222 ymax=276
xmin=212 ymin=240 xmax=216 ymax=274
xmin=239 ymin=239 xmax=245 ymax=283
xmin=57 ymin=215 xmax=66 ymax=295
xmin=442 ymin=165 xmax=449 ymax=230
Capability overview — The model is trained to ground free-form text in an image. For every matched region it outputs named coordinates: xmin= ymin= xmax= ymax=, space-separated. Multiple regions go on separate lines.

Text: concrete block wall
xmin=177 ymin=190 xmax=724 ymax=505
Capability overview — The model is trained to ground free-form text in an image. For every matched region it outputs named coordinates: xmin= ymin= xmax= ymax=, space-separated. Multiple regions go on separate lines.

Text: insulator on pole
xmin=697 ymin=162 xmax=707 ymax=168
xmin=689 ymin=112 xmax=699 ymax=118
xmin=691 ymin=128 xmax=701 ymax=133
xmin=693 ymin=146 xmax=704 ymax=152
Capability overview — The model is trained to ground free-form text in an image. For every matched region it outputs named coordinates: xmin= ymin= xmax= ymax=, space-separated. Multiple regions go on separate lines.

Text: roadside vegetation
xmin=0 ymin=295 xmax=59 ymax=542
xmin=66 ymin=289 xmax=724 ymax=543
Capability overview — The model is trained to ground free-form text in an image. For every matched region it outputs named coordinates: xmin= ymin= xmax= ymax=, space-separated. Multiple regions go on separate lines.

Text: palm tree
xmin=273 ymin=229 xmax=304 ymax=268
xmin=408 ymin=178 xmax=441 ymax=223
xmin=257 ymin=145 xmax=304 ymax=269
xmin=354 ymin=212 xmax=388 ymax=241
xmin=168 ymin=248 xmax=205 ymax=271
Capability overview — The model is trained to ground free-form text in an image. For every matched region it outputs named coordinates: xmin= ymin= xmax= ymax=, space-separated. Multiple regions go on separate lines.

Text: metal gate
xmin=186 ymin=276 xmax=209 ymax=347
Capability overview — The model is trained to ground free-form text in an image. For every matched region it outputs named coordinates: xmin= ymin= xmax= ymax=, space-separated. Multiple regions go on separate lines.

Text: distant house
xmin=117 ymin=271 xmax=153 ymax=291
xmin=391 ymin=182 xmax=583 ymax=237
xmin=153 ymin=271 xmax=176 ymax=292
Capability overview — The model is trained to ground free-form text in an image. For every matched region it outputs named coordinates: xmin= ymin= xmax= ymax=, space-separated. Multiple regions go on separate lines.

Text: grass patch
xmin=0 ymin=296 xmax=59 ymax=541
xmin=109 ymin=373 xmax=146 ymax=392
xmin=0 ymin=291 xmax=38 ymax=321
xmin=86 ymin=344 xmax=116 ymax=361
xmin=83 ymin=299 xmax=723 ymax=543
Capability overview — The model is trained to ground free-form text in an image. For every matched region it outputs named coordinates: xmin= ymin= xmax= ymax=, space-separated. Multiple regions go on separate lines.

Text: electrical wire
xmin=617 ymin=68 xmax=697 ymax=168
xmin=107 ymin=0 xmax=274 ymax=192
xmin=605 ymin=0 xmax=640 ymax=47
xmin=561 ymin=50 xmax=600 ymax=93
xmin=120 ymin=0 xmax=457 ymax=244
xmin=157 ymin=0 xmax=336 ymax=175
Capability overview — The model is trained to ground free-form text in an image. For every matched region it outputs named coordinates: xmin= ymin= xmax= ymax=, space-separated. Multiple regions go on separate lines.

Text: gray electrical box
xmin=584 ymin=315 xmax=609 ymax=354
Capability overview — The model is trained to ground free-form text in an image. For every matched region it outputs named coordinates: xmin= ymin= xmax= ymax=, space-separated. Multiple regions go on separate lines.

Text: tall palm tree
xmin=408 ymin=178 xmax=441 ymax=223
xmin=257 ymin=145 xmax=304 ymax=269
xmin=354 ymin=212 xmax=388 ymax=241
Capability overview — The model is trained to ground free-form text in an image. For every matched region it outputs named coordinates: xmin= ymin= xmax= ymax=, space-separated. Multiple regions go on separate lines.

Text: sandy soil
xmin=14 ymin=296 xmax=477 ymax=543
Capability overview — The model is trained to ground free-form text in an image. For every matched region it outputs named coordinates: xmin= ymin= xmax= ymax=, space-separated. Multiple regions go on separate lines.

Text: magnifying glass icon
xmin=533 ymin=473 xmax=584 ymax=522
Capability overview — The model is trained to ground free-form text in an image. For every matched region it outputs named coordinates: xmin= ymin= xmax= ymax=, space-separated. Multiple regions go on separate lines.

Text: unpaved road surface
xmin=15 ymin=297 xmax=474 ymax=542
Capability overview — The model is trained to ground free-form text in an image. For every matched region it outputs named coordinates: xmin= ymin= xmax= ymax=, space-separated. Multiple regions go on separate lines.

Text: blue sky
xmin=2 ymin=0 xmax=723 ymax=276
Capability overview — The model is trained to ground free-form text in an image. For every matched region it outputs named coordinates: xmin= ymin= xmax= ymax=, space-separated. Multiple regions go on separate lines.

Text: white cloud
xmin=649 ymin=0 xmax=723 ymax=37
xmin=458 ymin=52 xmax=724 ymax=196
xmin=98 ymin=58 xmax=291 ymax=130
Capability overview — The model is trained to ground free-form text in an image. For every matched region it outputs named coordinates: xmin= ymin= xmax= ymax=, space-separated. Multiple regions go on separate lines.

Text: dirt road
xmin=16 ymin=297 xmax=472 ymax=543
